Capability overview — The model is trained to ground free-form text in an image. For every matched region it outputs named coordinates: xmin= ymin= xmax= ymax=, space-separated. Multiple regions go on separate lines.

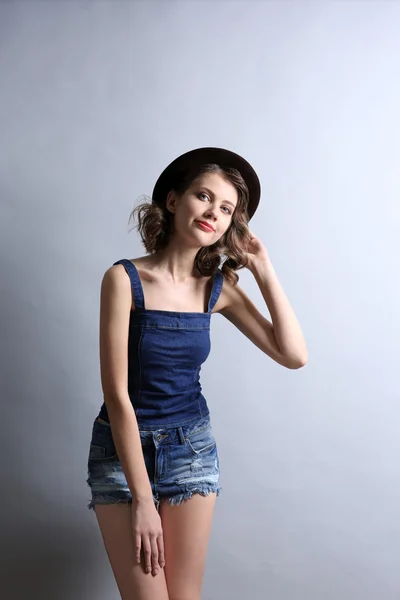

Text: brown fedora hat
xmin=152 ymin=147 xmax=261 ymax=221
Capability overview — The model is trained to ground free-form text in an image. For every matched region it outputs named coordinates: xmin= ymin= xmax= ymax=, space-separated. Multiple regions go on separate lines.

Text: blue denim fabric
xmin=87 ymin=413 xmax=221 ymax=509
xmin=87 ymin=259 xmax=224 ymax=508
xmin=97 ymin=259 xmax=224 ymax=427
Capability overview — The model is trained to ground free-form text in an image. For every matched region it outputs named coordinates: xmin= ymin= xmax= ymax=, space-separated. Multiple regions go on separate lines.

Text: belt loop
xmin=177 ymin=426 xmax=186 ymax=445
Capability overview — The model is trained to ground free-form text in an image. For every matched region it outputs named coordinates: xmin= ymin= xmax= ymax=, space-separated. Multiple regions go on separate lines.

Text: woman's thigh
xmin=159 ymin=493 xmax=217 ymax=600
xmin=94 ymin=504 xmax=169 ymax=600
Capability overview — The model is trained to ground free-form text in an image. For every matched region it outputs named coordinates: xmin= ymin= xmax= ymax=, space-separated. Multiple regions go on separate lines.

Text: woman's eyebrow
xmin=200 ymin=186 xmax=237 ymax=208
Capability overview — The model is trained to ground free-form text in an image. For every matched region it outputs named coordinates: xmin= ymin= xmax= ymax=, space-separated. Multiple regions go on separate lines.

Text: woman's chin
xmin=191 ymin=224 xmax=219 ymax=244
xmin=171 ymin=226 xmax=217 ymax=250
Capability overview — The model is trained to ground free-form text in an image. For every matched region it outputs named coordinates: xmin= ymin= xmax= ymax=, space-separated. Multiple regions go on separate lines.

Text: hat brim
xmin=152 ymin=147 xmax=260 ymax=221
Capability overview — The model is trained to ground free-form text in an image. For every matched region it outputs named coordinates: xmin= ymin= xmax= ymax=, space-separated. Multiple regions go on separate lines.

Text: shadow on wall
xmin=0 ymin=515 xmax=104 ymax=600
xmin=0 ymin=251 xmax=107 ymax=599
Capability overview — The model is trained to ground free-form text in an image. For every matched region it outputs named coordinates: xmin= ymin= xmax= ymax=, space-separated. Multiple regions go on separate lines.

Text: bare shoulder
xmin=128 ymin=256 xmax=159 ymax=284
xmin=100 ymin=263 xmax=133 ymax=311
xmin=102 ymin=262 xmax=130 ymax=289
xmin=103 ymin=255 xmax=148 ymax=285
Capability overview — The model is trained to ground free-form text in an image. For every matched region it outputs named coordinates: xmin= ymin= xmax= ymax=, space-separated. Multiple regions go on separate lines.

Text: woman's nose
xmin=204 ymin=206 xmax=217 ymax=219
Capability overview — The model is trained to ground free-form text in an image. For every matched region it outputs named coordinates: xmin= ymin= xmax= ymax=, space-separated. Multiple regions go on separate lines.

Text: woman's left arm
xmin=218 ymin=232 xmax=308 ymax=369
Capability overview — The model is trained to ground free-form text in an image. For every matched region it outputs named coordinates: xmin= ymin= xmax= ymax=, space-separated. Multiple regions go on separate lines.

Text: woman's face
xmin=167 ymin=172 xmax=239 ymax=247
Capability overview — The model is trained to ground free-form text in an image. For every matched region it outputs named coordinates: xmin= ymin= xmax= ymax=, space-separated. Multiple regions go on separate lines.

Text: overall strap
xmin=113 ymin=259 xmax=145 ymax=310
xmin=207 ymin=269 xmax=224 ymax=313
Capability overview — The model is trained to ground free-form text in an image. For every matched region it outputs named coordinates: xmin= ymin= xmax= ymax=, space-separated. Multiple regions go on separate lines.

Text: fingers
xmin=157 ymin=533 xmax=165 ymax=570
xmin=140 ymin=534 xmax=165 ymax=576
xmin=135 ymin=533 xmax=141 ymax=564
xmin=150 ymin=535 xmax=160 ymax=575
xmin=142 ymin=537 xmax=152 ymax=574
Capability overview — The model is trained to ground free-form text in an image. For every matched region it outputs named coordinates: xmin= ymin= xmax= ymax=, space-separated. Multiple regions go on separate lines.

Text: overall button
xmin=155 ymin=433 xmax=168 ymax=442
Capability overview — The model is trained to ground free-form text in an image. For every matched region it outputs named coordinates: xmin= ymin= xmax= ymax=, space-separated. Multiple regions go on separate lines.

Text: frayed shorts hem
xmin=88 ymin=486 xmax=222 ymax=511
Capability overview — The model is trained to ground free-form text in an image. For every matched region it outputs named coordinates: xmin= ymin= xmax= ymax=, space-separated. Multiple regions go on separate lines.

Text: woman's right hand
xmin=131 ymin=497 xmax=165 ymax=576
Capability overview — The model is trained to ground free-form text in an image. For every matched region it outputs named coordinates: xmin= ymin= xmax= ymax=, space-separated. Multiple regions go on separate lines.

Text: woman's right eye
xmin=198 ymin=192 xmax=209 ymax=201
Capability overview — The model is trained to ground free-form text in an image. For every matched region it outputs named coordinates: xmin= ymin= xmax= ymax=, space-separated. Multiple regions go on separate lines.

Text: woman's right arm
xmin=99 ymin=264 xmax=164 ymax=576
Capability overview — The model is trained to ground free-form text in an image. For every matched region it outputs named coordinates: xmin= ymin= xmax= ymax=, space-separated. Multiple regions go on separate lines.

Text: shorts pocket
xmin=88 ymin=441 xmax=117 ymax=462
xmin=88 ymin=421 xmax=118 ymax=462
xmin=184 ymin=426 xmax=217 ymax=456
xmin=88 ymin=441 xmax=118 ymax=461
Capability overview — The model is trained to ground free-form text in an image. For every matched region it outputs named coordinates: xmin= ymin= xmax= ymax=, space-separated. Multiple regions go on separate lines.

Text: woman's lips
xmin=196 ymin=220 xmax=215 ymax=232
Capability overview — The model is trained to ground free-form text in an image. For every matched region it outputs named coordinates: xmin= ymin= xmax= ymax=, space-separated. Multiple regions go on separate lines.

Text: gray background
xmin=1 ymin=1 xmax=399 ymax=599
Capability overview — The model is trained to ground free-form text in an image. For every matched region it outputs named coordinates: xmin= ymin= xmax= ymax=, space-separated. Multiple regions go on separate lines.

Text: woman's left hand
xmin=244 ymin=231 xmax=270 ymax=271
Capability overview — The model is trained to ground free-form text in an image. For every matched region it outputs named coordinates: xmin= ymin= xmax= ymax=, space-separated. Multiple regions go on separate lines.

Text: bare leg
xmin=94 ymin=504 xmax=169 ymax=600
xmin=159 ymin=493 xmax=217 ymax=600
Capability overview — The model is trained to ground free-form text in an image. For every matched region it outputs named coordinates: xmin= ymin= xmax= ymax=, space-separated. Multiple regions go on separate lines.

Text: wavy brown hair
xmin=129 ymin=164 xmax=252 ymax=285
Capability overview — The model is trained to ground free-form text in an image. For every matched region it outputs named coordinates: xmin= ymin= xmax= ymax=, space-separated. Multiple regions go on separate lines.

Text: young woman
xmin=86 ymin=147 xmax=307 ymax=600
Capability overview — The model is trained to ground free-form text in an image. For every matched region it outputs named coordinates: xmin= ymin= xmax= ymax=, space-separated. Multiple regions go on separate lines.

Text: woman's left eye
xmin=221 ymin=206 xmax=231 ymax=215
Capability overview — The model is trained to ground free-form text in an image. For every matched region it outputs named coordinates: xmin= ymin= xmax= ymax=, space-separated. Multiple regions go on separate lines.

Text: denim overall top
xmin=97 ymin=259 xmax=224 ymax=427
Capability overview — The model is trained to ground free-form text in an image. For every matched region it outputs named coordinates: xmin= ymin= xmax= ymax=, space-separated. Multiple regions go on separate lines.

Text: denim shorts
xmin=86 ymin=413 xmax=221 ymax=510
